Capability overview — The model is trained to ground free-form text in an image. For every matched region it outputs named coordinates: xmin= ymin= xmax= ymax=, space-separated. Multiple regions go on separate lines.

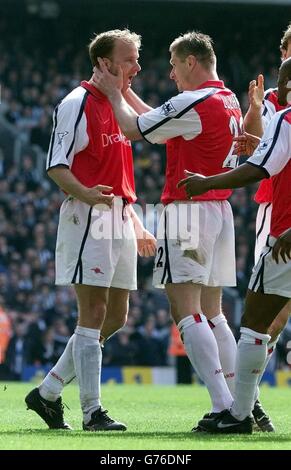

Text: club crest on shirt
xmin=160 ymin=100 xmax=177 ymax=116
xmin=257 ymin=137 xmax=273 ymax=153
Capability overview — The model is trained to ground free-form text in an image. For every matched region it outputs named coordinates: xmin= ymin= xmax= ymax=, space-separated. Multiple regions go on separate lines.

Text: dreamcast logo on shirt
xmin=101 ymin=133 xmax=131 ymax=147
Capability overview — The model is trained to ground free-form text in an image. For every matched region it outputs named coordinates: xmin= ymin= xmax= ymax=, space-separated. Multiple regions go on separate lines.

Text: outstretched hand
xmin=89 ymin=58 xmax=123 ymax=96
xmin=248 ymin=74 xmax=264 ymax=108
xmin=233 ymin=132 xmax=261 ymax=156
xmin=272 ymin=228 xmax=291 ymax=264
xmin=177 ymin=170 xmax=209 ymax=198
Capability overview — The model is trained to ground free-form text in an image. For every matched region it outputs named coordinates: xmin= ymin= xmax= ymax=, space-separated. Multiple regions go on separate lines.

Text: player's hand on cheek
xmin=89 ymin=59 xmax=123 ymax=96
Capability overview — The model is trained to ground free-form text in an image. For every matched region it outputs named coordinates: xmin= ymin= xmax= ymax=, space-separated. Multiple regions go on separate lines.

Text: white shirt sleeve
xmin=46 ymin=93 xmax=88 ymax=170
xmin=247 ymin=110 xmax=291 ymax=177
xmin=136 ymin=90 xmax=214 ymax=144
xmin=261 ymin=90 xmax=277 ymax=131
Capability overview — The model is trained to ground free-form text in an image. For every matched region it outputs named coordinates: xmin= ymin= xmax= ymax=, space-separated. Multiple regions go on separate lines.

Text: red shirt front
xmin=47 ymin=81 xmax=136 ymax=203
xmin=138 ymin=81 xmax=243 ymax=204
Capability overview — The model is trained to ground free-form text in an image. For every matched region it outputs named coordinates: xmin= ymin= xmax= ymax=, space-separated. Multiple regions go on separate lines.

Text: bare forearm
xmin=244 ymin=106 xmax=264 ymax=137
xmin=205 ymin=164 xmax=266 ymax=190
xmin=128 ymin=205 xmax=144 ymax=238
xmin=47 ymin=167 xmax=88 ymax=201
xmin=124 ymin=88 xmax=153 ymax=114
xmin=108 ymin=90 xmax=141 ymax=140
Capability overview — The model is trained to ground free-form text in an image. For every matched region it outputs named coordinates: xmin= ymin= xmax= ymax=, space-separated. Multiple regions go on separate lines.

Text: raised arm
xmin=243 ymin=74 xmax=265 ymax=137
xmin=123 ymin=88 xmax=153 ymax=114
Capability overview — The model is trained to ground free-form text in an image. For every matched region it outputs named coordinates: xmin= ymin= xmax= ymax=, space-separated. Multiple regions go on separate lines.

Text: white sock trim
xmin=75 ymin=325 xmax=100 ymax=340
xmin=208 ymin=313 xmax=226 ymax=327
xmin=177 ymin=313 xmax=207 ymax=332
xmin=240 ymin=327 xmax=270 ymax=344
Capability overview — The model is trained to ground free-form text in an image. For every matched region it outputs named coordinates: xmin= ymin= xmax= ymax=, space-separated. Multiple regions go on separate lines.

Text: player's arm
xmin=177 ymin=164 xmax=266 ymax=198
xmin=128 ymin=205 xmax=156 ymax=257
xmin=123 ymin=88 xmax=153 ymax=114
xmin=46 ymin=99 xmax=113 ymax=207
xmin=48 ymin=168 xmax=113 ymax=207
xmin=244 ymin=74 xmax=265 ymax=137
xmin=179 ymin=111 xmax=290 ymax=198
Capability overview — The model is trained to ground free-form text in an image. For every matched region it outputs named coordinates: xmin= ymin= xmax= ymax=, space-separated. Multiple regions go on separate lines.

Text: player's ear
xmin=187 ymin=55 xmax=196 ymax=69
xmin=102 ymin=57 xmax=111 ymax=70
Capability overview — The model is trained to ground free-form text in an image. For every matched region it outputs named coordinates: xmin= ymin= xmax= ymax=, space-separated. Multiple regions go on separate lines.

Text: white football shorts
xmin=255 ymin=202 xmax=272 ymax=265
xmin=55 ymin=196 xmax=137 ymax=290
xmin=249 ymin=235 xmax=291 ymax=298
xmin=153 ymin=200 xmax=236 ymax=288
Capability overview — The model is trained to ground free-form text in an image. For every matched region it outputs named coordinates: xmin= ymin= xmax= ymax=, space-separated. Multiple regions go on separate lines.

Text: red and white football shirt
xmin=137 ymin=80 xmax=243 ymax=204
xmin=254 ymin=88 xmax=287 ymax=204
xmin=247 ymin=108 xmax=291 ymax=238
xmin=46 ymin=81 xmax=136 ymax=203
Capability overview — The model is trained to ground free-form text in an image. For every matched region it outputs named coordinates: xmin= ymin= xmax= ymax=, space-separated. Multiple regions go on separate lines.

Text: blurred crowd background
xmin=0 ymin=0 xmax=290 ymax=380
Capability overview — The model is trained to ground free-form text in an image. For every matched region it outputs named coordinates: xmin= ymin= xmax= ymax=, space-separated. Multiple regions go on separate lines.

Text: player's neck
xmin=186 ymin=70 xmax=219 ymax=91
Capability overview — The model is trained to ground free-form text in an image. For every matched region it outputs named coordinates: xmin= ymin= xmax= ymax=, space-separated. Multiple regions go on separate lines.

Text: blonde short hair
xmin=89 ymin=29 xmax=141 ymax=66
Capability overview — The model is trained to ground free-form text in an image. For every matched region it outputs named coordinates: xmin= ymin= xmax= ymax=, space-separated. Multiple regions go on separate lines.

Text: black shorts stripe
xmin=161 ymin=211 xmax=172 ymax=284
xmin=141 ymin=89 xmax=218 ymax=138
xmin=65 ymin=91 xmax=89 ymax=160
xmin=47 ymin=105 xmax=59 ymax=168
xmin=250 ymin=246 xmax=272 ymax=292
xmin=258 ymin=246 xmax=272 ymax=293
xmin=71 ymin=206 xmax=93 ymax=284
xmin=256 ymin=202 xmax=271 ymax=240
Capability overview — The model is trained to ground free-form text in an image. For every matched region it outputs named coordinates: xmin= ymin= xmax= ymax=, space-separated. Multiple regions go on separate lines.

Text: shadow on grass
xmin=0 ymin=429 xmax=291 ymax=443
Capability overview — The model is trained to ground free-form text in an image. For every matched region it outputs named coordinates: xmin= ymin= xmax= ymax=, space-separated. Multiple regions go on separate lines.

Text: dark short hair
xmin=280 ymin=23 xmax=291 ymax=51
xmin=169 ymin=31 xmax=216 ymax=70
xmin=88 ymin=29 xmax=141 ymax=67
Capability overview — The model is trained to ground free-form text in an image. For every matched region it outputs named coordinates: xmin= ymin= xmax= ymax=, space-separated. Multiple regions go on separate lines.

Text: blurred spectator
xmin=0 ymin=5 xmax=289 ymax=370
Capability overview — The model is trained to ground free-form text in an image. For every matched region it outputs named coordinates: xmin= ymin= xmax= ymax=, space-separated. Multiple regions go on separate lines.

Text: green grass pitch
xmin=0 ymin=382 xmax=291 ymax=450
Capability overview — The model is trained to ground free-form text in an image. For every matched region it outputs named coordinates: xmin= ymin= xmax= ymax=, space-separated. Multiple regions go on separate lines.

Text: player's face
xmin=109 ymin=40 xmax=141 ymax=92
xmin=281 ymin=41 xmax=291 ymax=61
xmin=169 ymin=52 xmax=190 ymax=91
xmin=277 ymin=71 xmax=291 ymax=105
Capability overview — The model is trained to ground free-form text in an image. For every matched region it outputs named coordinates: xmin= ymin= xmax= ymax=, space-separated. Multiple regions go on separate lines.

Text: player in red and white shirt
xmin=242 ymin=23 xmax=291 ymax=430
xmin=93 ymin=31 xmax=242 ymax=423
xmin=178 ymin=56 xmax=291 ymax=433
xmin=25 ymin=29 xmax=156 ymax=433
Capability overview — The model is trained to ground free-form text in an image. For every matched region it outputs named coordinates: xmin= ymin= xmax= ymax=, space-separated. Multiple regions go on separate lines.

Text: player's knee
xmin=241 ymin=312 xmax=269 ymax=334
xmin=114 ymin=311 xmax=128 ymax=330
